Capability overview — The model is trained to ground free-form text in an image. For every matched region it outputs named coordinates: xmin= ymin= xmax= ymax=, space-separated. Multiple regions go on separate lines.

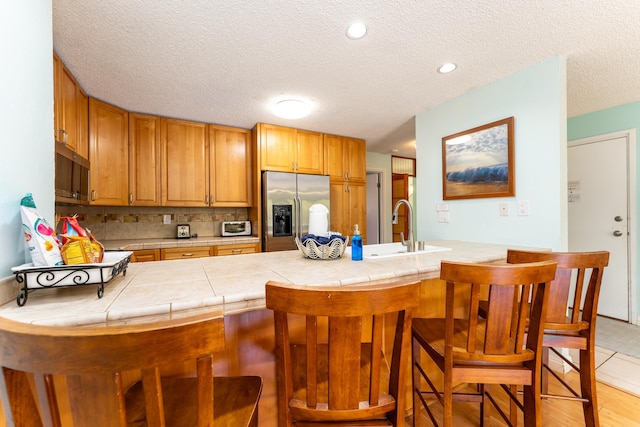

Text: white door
xmin=568 ymin=135 xmax=630 ymax=321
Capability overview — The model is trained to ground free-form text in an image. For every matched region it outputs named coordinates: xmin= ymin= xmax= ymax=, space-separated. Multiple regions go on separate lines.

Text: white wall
xmin=415 ymin=57 xmax=567 ymax=250
xmin=0 ymin=2 xmax=54 ymax=277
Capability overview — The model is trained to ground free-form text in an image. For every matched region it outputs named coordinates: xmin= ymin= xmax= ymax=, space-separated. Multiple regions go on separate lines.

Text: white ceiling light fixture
xmin=346 ymin=22 xmax=367 ymax=39
xmin=437 ymin=63 xmax=457 ymax=74
xmin=273 ymin=99 xmax=311 ymax=119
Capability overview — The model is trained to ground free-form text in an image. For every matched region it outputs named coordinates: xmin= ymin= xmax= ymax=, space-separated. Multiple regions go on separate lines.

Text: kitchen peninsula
xmin=0 ymin=240 xmax=527 ymax=426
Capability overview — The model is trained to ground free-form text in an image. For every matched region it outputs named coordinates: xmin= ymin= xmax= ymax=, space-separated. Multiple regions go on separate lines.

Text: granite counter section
xmin=0 ymin=240 xmax=518 ymax=327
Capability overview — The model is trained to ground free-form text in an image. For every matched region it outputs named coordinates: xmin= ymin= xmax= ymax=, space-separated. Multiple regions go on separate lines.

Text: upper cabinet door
xmin=323 ymin=135 xmax=366 ymax=182
xmin=209 ymin=125 xmax=252 ymax=207
xmin=295 ymin=129 xmax=324 ymax=175
xmin=129 ymin=113 xmax=161 ymax=206
xmin=258 ymin=123 xmax=296 ymax=172
xmin=89 ymin=98 xmax=129 ymax=206
xmin=324 ymin=134 xmax=345 ymax=181
xmin=161 ymin=118 xmax=209 ymax=206
xmin=343 ymin=138 xmax=366 ymax=182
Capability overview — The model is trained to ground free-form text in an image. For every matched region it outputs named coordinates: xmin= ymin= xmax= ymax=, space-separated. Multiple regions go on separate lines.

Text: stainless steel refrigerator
xmin=262 ymin=171 xmax=330 ymax=252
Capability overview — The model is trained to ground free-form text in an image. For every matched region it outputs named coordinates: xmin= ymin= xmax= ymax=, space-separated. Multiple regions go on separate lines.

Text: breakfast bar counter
xmin=0 ymin=240 xmax=528 ymax=426
xmin=0 ymin=240 xmax=518 ymax=326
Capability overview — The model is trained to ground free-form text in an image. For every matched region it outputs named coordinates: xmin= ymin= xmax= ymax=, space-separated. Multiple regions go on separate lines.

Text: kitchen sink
xmin=344 ymin=242 xmax=450 ymax=259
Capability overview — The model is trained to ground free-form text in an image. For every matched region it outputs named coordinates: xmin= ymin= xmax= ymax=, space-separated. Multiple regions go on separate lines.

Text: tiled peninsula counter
xmin=0 ymin=240 xmax=526 ymax=427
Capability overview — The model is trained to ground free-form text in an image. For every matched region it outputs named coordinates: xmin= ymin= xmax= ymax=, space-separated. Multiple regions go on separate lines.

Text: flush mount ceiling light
xmin=437 ymin=63 xmax=457 ymax=74
xmin=273 ymin=99 xmax=311 ymax=119
xmin=346 ymin=22 xmax=367 ymax=39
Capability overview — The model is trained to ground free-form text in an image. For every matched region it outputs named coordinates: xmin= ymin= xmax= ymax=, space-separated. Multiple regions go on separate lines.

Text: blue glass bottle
xmin=351 ymin=224 xmax=363 ymax=261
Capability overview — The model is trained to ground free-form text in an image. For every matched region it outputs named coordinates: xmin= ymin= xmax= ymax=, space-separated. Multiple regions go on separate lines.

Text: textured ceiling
xmin=52 ymin=0 xmax=640 ymax=158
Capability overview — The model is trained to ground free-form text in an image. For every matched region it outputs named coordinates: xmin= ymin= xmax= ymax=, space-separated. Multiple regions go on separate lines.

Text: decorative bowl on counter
xmin=295 ymin=235 xmax=348 ymax=260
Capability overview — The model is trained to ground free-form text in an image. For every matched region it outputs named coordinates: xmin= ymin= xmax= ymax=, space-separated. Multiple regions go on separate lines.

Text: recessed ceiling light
xmin=346 ymin=22 xmax=367 ymax=39
xmin=437 ymin=63 xmax=457 ymax=74
xmin=273 ymin=99 xmax=311 ymax=119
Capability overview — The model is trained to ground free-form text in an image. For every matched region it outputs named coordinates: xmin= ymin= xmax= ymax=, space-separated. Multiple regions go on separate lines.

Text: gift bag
xmin=59 ymin=216 xmax=104 ymax=264
xmin=20 ymin=193 xmax=63 ymax=267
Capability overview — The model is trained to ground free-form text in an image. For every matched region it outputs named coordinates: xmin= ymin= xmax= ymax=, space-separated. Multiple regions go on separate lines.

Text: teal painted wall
xmin=415 ymin=56 xmax=567 ymax=250
xmin=0 ymin=2 xmax=54 ymax=278
xmin=568 ymin=100 xmax=640 ymax=320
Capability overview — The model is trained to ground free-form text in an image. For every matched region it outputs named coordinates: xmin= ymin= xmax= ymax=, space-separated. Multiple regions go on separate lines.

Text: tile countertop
xmin=0 ymin=240 xmax=523 ymax=327
xmin=101 ymin=236 xmax=261 ymax=251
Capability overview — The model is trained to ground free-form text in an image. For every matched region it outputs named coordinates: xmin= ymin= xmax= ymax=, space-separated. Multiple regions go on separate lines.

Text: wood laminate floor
xmin=410 ymin=348 xmax=640 ymax=426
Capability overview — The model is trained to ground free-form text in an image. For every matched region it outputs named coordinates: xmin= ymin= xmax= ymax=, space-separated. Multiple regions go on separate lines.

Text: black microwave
xmin=55 ymin=142 xmax=90 ymax=205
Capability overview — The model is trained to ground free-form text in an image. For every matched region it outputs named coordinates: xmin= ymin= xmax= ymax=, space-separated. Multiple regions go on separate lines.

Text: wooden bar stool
xmin=504 ymin=249 xmax=609 ymax=427
xmin=265 ymin=279 xmax=421 ymax=426
xmin=411 ymin=260 xmax=557 ymax=427
xmin=0 ymin=312 xmax=263 ymax=426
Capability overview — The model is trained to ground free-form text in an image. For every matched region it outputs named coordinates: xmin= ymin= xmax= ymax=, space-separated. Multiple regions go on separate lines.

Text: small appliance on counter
xmin=176 ymin=224 xmax=190 ymax=239
xmin=222 ymin=220 xmax=251 ymax=237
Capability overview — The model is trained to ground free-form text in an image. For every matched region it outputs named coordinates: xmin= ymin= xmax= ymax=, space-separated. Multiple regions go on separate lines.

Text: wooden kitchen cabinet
xmin=213 ymin=243 xmax=259 ymax=256
xmin=129 ymin=113 xmax=161 ymax=206
xmin=130 ymin=249 xmax=160 ymax=263
xmin=209 ymin=125 xmax=252 ymax=206
xmin=160 ymin=246 xmax=213 ymax=260
xmin=324 ymin=134 xmax=366 ymax=183
xmin=256 ymin=123 xmax=324 ymax=174
xmin=54 ymin=52 xmax=89 ymax=159
xmin=161 ymin=118 xmax=209 ymax=206
xmin=330 ymin=181 xmax=367 ymax=243
xmin=89 ymin=98 xmax=129 ymax=205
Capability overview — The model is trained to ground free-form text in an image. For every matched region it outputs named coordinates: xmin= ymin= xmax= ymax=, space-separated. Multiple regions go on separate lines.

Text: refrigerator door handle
xmin=295 ymin=196 xmax=302 ymax=238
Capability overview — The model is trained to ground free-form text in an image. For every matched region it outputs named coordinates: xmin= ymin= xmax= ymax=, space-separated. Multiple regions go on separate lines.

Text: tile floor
xmin=593 ymin=316 xmax=640 ymax=397
xmin=595 ymin=346 xmax=640 ymax=396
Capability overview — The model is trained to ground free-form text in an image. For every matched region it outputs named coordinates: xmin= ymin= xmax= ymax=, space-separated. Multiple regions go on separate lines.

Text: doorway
xmin=568 ymin=130 xmax=637 ymax=322
xmin=366 ymin=171 xmax=382 ymax=244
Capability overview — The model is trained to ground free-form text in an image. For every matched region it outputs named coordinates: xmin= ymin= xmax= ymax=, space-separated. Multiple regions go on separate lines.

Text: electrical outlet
xmin=438 ymin=211 xmax=450 ymax=223
xmin=517 ymin=200 xmax=529 ymax=216
xmin=163 ymin=214 xmax=171 ymax=224
xmin=499 ymin=203 xmax=509 ymax=216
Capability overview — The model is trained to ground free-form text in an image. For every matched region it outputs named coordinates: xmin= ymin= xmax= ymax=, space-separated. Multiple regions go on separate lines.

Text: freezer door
xmin=296 ymin=174 xmax=330 ymax=236
xmin=263 ymin=171 xmax=297 ymax=251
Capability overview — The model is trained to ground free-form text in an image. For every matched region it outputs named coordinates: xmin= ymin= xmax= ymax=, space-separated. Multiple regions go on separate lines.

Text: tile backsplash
xmin=55 ymin=206 xmax=250 ymax=241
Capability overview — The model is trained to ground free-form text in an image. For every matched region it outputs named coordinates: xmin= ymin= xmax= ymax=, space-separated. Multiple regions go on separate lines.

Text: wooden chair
xmin=265 ymin=279 xmax=421 ymax=426
xmin=411 ymin=260 xmax=557 ymax=427
xmin=503 ymin=249 xmax=609 ymax=427
xmin=0 ymin=312 xmax=262 ymax=426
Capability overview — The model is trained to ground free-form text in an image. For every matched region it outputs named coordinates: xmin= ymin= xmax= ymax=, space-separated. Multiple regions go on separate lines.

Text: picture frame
xmin=442 ymin=116 xmax=515 ymax=200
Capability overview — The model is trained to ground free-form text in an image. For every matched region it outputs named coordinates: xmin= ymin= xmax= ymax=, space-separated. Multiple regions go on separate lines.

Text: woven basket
xmin=295 ymin=236 xmax=348 ymax=260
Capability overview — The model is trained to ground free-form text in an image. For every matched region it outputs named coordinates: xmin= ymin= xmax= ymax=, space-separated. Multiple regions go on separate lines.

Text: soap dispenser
xmin=351 ymin=224 xmax=363 ymax=261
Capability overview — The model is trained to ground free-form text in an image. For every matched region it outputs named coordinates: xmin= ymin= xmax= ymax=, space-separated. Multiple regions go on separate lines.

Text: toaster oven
xmin=221 ymin=221 xmax=251 ymax=237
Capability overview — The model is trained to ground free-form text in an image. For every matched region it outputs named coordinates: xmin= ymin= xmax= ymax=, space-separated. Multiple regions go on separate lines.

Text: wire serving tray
xmin=11 ymin=251 xmax=132 ymax=306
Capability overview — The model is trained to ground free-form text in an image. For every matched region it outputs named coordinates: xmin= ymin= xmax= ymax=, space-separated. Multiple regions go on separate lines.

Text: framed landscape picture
xmin=441 ymin=116 xmax=515 ymax=200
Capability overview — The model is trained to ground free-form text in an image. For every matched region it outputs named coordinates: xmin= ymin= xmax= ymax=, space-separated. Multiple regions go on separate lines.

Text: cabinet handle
xmin=129 ymin=192 xmax=133 ymax=204
xmin=205 ymin=195 xmax=210 ymax=205
xmin=91 ymin=190 xmax=96 ymax=201
xmin=232 ymin=249 xmax=242 ymax=254
xmin=347 ymin=171 xmax=351 ymax=180
xmin=59 ymin=129 xmax=68 ymax=144
xmin=182 ymin=253 xmax=194 ymax=257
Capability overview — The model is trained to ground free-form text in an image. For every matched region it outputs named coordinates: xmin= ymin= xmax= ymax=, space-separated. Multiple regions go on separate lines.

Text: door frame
xmin=569 ymin=129 xmax=637 ymax=324
xmin=366 ymin=168 xmax=388 ymax=243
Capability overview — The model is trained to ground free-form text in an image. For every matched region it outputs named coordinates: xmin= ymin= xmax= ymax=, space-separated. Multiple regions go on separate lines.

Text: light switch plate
xmin=438 ymin=211 xmax=450 ymax=223
xmin=517 ymin=200 xmax=529 ymax=216
xmin=163 ymin=215 xmax=171 ymax=224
